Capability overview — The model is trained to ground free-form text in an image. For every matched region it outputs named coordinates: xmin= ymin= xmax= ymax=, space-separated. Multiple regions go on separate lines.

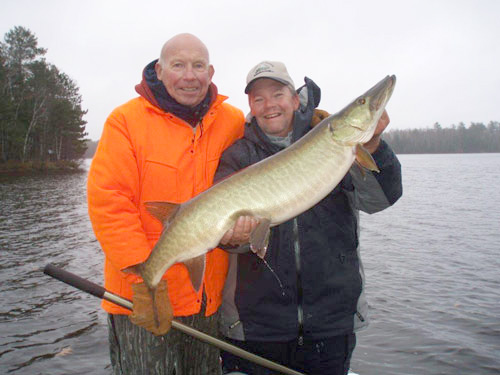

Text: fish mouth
xmin=368 ymin=75 xmax=396 ymax=112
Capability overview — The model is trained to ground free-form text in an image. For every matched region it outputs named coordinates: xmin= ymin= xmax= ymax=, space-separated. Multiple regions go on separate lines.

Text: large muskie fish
xmin=126 ymin=75 xmax=396 ymax=296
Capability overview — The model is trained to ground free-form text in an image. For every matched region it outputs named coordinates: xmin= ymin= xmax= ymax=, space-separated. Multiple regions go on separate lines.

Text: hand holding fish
xmin=129 ymin=280 xmax=173 ymax=335
xmin=363 ymin=110 xmax=390 ymax=154
xmin=311 ymin=108 xmax=331 ymax=127
xmin=220 ymin=216 xmax=260 ymax=246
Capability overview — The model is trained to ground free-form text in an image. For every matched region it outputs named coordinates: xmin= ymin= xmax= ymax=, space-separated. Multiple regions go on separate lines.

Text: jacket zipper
xmin=293 ymin=218 xmax=304 ymax=346
xmin=191 ymin=122 xmax=204 ymax=196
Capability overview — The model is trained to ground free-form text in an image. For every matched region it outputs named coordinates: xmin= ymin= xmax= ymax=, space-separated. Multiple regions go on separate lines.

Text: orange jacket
xmin=87 ymin=93 xmax=244 ymax=316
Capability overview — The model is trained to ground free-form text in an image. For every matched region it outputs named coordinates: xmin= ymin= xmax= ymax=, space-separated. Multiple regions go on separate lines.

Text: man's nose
xmin=263 ymin=98 xmax=277 ymax=109
xmin=183 ymin=66 xmax=196 ymax=80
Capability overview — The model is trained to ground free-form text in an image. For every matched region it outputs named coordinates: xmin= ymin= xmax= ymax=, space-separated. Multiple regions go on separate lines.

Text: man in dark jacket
xmin=217 ymin=61 xmax=402 ymax=375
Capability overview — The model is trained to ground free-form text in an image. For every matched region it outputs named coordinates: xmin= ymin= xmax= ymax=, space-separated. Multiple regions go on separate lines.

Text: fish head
xmin=329 ymin=75 xmax=396 ymax=145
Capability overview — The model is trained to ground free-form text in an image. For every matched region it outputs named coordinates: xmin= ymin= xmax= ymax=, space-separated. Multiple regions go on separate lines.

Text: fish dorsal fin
xmin=250 ymin=218 xmax=271 ymax=259
xmin=355 ymin=144 xmax=380 ymax=173
xmin=144 ymin=201 xmax=181 ymax=224
xmin=183 ymin=254 xmax=206 ymax=292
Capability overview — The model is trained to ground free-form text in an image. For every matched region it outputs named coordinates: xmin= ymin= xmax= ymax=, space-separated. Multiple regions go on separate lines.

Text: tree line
xmin=6 ymin=27 xmax=494 ymax=163
xmin=383 ymin=122 xmax=500 ymax=154
xmin=0 ymin=26 xmax=87 ymax=165
xmin=83 ymin=122 xmax=500 ymax=160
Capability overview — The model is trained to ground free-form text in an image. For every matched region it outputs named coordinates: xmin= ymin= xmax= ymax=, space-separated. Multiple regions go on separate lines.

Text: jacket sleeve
xmin=87 ymin=109 xmax=150 ymax=281
xmin=346 ymin=140 xmax=403 ymax=214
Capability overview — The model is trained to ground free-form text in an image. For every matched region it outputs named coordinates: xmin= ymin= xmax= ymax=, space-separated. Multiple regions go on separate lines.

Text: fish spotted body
xmin=128 ymin=75 xmax=396 ymax=294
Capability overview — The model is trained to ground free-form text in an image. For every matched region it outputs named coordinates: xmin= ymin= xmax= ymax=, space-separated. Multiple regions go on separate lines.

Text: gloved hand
xmin=129 ymin=279 xmax=173 ymax=336
xmin=311 ymin=109 xmax=330 ymax=127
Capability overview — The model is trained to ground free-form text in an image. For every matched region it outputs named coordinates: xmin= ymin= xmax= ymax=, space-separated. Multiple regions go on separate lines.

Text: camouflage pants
xmin=108 ymin=311 xmax=222 ymax=375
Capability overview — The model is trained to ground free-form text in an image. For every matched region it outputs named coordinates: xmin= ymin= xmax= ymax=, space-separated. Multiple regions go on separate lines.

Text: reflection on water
xmin=0 ymin=161 xmax=110 ymax=374
xmin=1 ymin=155 xmax=500 ymax=374
xmin=352 ymin=153 xmax=500 ymax=375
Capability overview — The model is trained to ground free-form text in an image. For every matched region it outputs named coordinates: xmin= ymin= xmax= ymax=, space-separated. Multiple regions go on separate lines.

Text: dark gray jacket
xmin=216 ymin=78 xmax=402 ymax=342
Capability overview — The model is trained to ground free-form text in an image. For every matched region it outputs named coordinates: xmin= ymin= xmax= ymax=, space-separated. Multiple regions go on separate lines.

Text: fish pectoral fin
xmin=249 ymin=218 xmax=271 ymax=259
xmin=353 ymin=160 xmax=367 ymax=179
xmin=144 ymin=201 xmax=181 ymax=224
xmin=183 ymin=254 xmax=206 ymax=292
xmin=355 ymin=144 xmax=380 ymax=173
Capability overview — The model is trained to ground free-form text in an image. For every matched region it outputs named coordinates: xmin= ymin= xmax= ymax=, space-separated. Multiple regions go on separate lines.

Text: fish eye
xmin=357 ymin=98 xmax=366 ymax=105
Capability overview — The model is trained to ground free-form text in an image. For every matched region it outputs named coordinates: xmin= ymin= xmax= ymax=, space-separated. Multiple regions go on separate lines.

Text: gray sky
xmin=2 ymin=0 xmax=499 ymax=141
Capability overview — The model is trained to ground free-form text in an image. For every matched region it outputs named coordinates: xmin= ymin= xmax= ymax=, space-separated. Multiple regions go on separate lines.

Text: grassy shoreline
xmin=0 ymin=160 xmax=86 ymax=175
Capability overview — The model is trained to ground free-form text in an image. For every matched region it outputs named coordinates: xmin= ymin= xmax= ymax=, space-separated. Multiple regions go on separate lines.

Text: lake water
xmin=1 ymin=154 xmax=499 ymax=374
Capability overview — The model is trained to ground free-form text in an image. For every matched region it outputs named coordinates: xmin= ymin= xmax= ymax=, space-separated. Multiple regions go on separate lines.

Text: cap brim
xmin=244 ymin=77 xmax=293 ymax=94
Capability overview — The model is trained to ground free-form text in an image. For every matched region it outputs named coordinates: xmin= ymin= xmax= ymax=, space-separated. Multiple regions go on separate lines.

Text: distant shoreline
xmin=0 ymin=160 xmax=86 ymax=176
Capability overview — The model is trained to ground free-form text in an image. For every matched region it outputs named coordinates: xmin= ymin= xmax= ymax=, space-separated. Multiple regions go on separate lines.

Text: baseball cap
xmin=245 ymin=61 xmax=295 ymax=93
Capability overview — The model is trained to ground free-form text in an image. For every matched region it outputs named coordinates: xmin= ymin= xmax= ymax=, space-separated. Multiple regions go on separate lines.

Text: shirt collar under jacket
xmin=267 ymin=131 xmax=293 ymax=148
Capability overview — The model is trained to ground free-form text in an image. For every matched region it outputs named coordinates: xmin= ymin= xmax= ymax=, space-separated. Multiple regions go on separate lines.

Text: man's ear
xmin=293 ymin=93 xmax=300 ymax=111
xmin=248 ymin=96 xmax=256 ymax=116
xmin=208 ymin=64 xmax=215 ymax=80
xmin=155 ymin=61 xmax=162 ymax=79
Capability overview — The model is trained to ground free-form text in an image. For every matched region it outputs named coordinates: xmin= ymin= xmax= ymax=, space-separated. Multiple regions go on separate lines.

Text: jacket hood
xmin=135 ymin=60 xmax=161 ymax=108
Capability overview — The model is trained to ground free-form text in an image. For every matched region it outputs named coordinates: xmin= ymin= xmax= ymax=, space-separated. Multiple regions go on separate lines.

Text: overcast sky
xmin=2 ymin=0 xmax=499 ymax=141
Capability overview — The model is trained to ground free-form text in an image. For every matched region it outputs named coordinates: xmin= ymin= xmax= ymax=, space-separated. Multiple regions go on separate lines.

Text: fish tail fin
xmin=122 ymin=263 xmax=145 ymax=276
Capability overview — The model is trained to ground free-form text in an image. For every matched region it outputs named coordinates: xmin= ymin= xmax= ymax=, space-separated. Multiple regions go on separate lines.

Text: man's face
xmin=248 ymin=79 xmax=299 ymax=137
xmin=155 ymin=41 xmax=214 ymax=107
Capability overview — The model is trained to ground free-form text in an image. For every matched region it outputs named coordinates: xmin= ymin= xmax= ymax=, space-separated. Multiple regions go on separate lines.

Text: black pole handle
xmin=42 ymin=263 xmax=305 ymax=375
xmin=43 ymin=263 xmax=106 ymax=299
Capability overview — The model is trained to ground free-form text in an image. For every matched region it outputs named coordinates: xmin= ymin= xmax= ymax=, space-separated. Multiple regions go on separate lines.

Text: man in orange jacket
xmin=87 ymin=33 xmax=245 ymax=374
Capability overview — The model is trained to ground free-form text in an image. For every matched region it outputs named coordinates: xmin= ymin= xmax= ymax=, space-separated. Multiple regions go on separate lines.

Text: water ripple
xmin=1 ymin=155 xmax=500 ymax=374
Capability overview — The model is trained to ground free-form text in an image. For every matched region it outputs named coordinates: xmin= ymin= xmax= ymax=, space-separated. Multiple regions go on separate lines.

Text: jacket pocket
xmin=140 ymin=159 xmax=180 ymax=204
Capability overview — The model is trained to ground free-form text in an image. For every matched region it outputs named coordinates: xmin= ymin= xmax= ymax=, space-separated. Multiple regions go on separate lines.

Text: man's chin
xmin=176 ymin=96 xmax=202 ymax=107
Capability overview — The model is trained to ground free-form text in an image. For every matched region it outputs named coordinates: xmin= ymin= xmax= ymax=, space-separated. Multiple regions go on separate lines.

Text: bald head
xmin=155 ymin=33 xmax=214 ymax=107
xmin=159 ymin=33 xmax=210 ymax=66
